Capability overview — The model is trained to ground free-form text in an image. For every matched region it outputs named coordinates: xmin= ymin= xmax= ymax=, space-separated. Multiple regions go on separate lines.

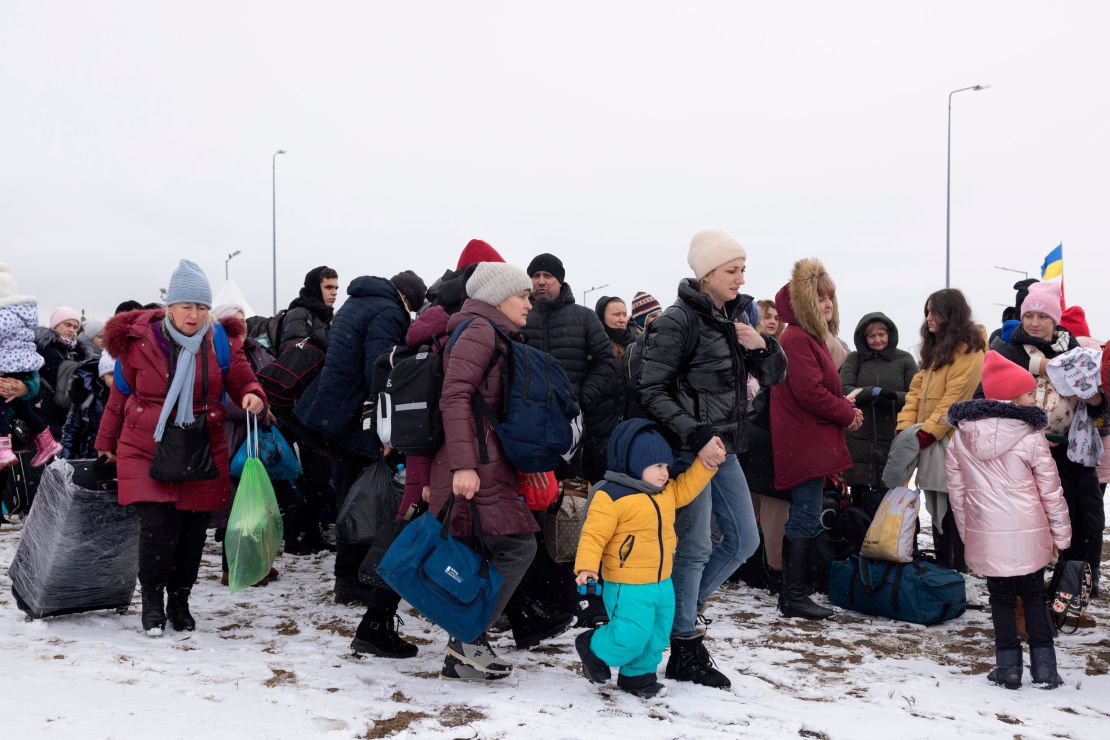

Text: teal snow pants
xmin=589 ymin=579 xmax=675 ymax=678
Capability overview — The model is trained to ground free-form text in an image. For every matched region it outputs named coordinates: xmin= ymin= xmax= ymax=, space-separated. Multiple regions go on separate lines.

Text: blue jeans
xmin=591 ymin=579 xmax=675 ymax=678
xmin=783 ymin=477 xmax=824 ymax=540
xmin=671 ymin=453 xmax=759 ymax=638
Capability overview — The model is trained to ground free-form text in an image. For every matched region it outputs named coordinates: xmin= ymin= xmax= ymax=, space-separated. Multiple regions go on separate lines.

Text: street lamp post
xmin=225 ymin=250 xmax=242 ymax=281
xmin=946 ymin=84 xmax=990 ymax=288
xmin=994 ymin=265 xmax=1029 ymax=280
xmin=272 ymin=149 xmax=286 ymax=314
xmin=581 ymin=283 xmax=610 ymax=307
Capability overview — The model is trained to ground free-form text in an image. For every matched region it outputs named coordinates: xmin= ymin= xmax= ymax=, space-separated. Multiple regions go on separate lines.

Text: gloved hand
xmin=916 ymin=430 xmax=936 ymax=449
xmin=878 ymin=388 xmax=899 ymax=401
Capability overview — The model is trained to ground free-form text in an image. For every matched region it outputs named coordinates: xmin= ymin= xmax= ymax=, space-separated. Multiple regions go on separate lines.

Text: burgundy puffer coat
xmin=429 ymin=299 xmax=539 ymax=537
xmin=95 ymin=310 xmax=266 ymax=512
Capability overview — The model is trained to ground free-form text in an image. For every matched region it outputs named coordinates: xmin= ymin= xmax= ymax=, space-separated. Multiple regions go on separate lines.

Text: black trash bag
xmin=335 ymin=461 xmax=402 ymax=546
xmin=9 ymin=458 xmax=139 ymax=619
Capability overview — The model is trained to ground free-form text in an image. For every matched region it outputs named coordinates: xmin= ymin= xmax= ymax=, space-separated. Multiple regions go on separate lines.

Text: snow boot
xmin=575 ymin=629 xmax=612 ymax=684
xmin=167 ymin=587 xmax=196 ymax=632
xmin=334 ymin=575 xmax=377 ymax=605
xmin=440 ymin=653 xmax=510 ymax=682
xmin=0 ymin=436 xmax=16 ymax=469
xmin=987 ymin=647 xmax=1023 ymax=690
xmin=617 ymin=672 xmax=667 ymax=698
xmin=507 ymin=597 xmax=573 ymax=649
xmin=351 ymin=608 xmax=418 ymax=659
xmin=29 ymin=429 xmax=62 ymax=468
xmin=664 ymin=634 xmax=731 ymax=689
xmin=1029 ymin=645 xmax=1064 ymax=689
xmin=446 ymin=635 xmax=513 ymax=676
xmin=779 ymin=537 xmax=834 ymax=620
xmin=141 ymin=586 xmax=166 ymax=637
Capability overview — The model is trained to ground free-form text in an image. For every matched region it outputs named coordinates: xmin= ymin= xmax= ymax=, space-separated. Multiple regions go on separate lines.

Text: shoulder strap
xmin=212 ymin=321 xmax=231 ymax=376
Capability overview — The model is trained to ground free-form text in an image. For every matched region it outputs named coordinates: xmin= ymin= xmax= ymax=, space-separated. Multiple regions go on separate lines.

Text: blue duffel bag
xmin=376 ymin=496 xmax=504 ymax=643
xmin=828 ymin=554 xmax=966 ymax=625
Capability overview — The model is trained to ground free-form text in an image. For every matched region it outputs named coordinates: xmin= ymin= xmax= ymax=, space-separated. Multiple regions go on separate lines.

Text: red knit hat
xmin=981 ymin=350 xmax=1036 ymax=401
xmin=456 ymin=239 xmax=505 ymax=269
xmin=1059 ymin=305 xmax=1091 ymax=339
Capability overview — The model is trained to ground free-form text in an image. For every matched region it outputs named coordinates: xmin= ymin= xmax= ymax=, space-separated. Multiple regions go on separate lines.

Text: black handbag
xmin=1048 ymin=560 xmax=1093 ymax=634
xmin=149 ymin=343 xmax=219 ymax=483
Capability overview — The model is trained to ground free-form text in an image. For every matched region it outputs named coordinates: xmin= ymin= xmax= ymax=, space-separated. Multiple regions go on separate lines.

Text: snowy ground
xmin=2 ymin=501 xmax=1108 ymax=740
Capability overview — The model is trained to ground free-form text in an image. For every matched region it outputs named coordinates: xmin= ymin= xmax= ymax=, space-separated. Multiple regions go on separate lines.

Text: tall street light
xmin=225 ymin=250 xmax=242 ymax=280
xmin=272 ymin=149 xmax=286 ymax=314
xmin=946 ymin=84 xmax=990 ymax=288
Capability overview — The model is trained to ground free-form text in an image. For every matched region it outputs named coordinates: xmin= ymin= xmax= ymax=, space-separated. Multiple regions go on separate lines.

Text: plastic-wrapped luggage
xmin=9 ymin=458 xmax=139 ymax=619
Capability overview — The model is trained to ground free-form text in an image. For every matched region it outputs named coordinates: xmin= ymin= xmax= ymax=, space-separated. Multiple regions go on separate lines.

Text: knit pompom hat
xmin=49 ymin=306 xmax=81 ymax=330
xmin=165 ymin=259 xmax=213 ymax=307
xmin=457 ymin=239 xmax=505 ymax=269
xmin=630 ymin=291 xmax=662 ymax=329
xmin=688 ymin=229 xmax=746 ymax=281
xmin=982 ymin=351 xmax=1036 ymax=401
xmin=466 ymin=263 xmax=533 ymax=306
xmin=1020 ymin=281 xmax=1062 ymax=325
xmin=627 ymin=426 xmax=675 ymax=478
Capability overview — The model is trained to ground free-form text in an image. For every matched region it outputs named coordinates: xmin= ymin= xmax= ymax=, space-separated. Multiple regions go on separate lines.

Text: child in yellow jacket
xmin=574 ymin=418 xmax=720 ymax=697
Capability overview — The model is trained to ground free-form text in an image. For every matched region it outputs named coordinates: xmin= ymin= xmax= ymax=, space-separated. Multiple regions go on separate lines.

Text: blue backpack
xmin=113 ymin=322 xmax=231 ymax=397
xmin=453 ymin=318 xmax=582 ymax=474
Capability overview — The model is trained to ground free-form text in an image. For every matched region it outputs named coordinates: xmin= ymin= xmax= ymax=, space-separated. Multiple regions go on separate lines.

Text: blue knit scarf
xmin=154 ymin=318 xmax=207 ymax=442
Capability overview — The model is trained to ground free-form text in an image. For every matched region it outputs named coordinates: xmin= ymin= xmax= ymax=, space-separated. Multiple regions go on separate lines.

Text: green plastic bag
xmin=226 ymin=415 xmax=284 ymax=593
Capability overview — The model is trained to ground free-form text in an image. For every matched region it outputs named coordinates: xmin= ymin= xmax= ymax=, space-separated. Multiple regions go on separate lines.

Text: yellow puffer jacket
xmin=573 ymin=459 xmax=715 ymax=585
xmin=897 ymin=344 xmax=985 ymax=440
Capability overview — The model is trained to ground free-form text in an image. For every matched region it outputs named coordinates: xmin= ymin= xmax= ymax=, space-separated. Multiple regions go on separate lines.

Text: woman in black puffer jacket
xmin=638 ymin=229 xmax=787 ymax=689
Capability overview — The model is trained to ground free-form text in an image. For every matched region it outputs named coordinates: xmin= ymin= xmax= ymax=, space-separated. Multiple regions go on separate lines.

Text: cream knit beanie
xmin=688 ymin=229 xmax=747 ymax=280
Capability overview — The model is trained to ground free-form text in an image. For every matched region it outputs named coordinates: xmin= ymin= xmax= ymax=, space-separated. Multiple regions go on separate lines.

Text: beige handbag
xmin=543 ymin=478 xmax=589 ymax=563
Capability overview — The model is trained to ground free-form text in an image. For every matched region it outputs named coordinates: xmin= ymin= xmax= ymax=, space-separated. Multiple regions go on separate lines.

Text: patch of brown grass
xmin=996 ymin=714 xmax=1022 ymax=725
xmin=365 ymin=711 xmax=429 ymax=738
xmin=391 ymin=691 xmax=410 ymax=703
xmin=275 ymin=620 xmax=300 ymax=636
xmin=315 ymin=618 xmax=354 ymax=638
xmin=263 ymin=668 xmax=297 ymax=688
xmin=437 ymin=705 xmax=485 ymax=728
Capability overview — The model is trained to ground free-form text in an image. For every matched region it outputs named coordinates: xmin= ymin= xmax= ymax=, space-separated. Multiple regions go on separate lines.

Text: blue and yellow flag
xmin=1041 ymin=243 xmax=1063 ymax=280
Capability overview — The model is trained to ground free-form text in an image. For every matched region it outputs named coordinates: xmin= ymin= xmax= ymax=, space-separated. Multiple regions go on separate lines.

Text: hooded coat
xmin=94 ymin=310 xmax=265 ymax=511
xmin=294 ymin=276 xmax=409 ymax=458
xmin=429 ymin=299 xmax=539 ymax=538
xmin=638 ymin=279 xmax=787 ymax=455
xmin=521 ymin=282 xmax=614 ymax=416
xmin=770 ymin=259 xmax=855 ymax=490
xmin=33 ymin=327 xmax=91 ymax=431
xmin=0 ymin=302 xmax=44 ymax=374
xmin=839 ymin=313 xmax=919 ymax=487
xmin=945 ymin=399 xmax=1071 ymax=577
xmin=279 ymin=266 xmax=335 ymax=351
xmin=574 ymin=419 xmax=715 ymax=584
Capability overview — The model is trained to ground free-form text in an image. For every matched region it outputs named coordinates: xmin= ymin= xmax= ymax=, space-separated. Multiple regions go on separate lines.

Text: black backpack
xmin=375 ymin=344 xmax=447 ymax=456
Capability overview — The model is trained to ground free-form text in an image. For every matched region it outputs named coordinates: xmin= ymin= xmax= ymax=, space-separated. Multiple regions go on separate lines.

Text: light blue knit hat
xmin=165 ymin=259 xmax=213 ymax=307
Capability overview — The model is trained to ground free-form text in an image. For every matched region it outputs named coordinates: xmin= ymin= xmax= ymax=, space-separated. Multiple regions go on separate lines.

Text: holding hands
xmin=698 ymin=436 xmax=727 ymax=469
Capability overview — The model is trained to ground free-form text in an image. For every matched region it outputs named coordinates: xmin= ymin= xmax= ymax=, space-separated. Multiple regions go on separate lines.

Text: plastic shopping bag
xmin=226 ymin=415 xmax=284 ymax=593
xmin=860 ymin=486 xmax=919 ymax=564
xmin=336 ymin=460 xmax=402 ymax=546
xmin=230 ymin=425 xmax=301 ymax=481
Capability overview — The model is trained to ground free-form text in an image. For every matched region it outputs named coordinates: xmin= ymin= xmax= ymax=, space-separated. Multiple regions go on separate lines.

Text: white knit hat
xmin=98 ymin=351 xmax=117 ymax=379
xmin=0 ymin=262 xmax=36 ymax=309
xmin=82 ymin=318 xmax=106 ymax=340
xmin=466 ymin=262 xmax=533 ymax=306
xmin=688 ymin=229 xmax=747 ymax=280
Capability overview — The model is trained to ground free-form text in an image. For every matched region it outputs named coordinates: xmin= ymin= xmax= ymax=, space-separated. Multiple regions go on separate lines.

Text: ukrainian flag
xmin=1041 ymin=243 xmax=1063 ymax=280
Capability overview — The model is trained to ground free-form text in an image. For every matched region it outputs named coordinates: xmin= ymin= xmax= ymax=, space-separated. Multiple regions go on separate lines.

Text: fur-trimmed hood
xmin=948 ymin=398 xmax=1048 ymax=461
xmin=104 ymin=309 xmax=246 ymax=358
xmin=774 ymin=258 xmax=838 ymax=340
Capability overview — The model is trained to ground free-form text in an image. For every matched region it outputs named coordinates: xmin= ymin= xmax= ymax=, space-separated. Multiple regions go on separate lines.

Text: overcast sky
xmin=3 ymin=2 xmax=1108 ymax=349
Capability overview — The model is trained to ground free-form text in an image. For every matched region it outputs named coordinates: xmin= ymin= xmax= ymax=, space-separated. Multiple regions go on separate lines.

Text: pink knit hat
xmin=49 ymin=306 xmax=81 ymax=330
xmin=1020 ymin=282 xmax=1062 ymax=325
xmin=981 ymin=351 xmax=1036 ymax=401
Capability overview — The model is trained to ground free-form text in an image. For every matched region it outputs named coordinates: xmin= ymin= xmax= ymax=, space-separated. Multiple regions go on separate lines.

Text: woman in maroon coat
xmin=428 ymin=262 xmax=540 ymax=682
xmin=771 ymin=258 xmax=861 ymax=621
xmin=96 ymin=260 xmax=265 ymax=637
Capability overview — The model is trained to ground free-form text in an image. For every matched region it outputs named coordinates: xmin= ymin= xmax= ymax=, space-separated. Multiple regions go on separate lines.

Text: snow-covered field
xmin=2 ymin=505 xmax=1108 ymax=740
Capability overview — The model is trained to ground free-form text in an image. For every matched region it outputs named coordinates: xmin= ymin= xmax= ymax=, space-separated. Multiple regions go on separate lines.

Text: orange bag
xmin=517 ymin=471 xmax=559 ymax=511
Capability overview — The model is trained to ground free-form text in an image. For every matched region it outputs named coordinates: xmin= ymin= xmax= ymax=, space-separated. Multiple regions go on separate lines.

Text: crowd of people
xmin=0 ymin=230 xmax=1106 ymax=697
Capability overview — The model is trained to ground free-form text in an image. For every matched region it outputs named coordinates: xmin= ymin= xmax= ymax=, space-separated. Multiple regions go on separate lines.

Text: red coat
xmin=770 ymin=283 xmax=855 ymax=490
xmin=429 ymin=299 xmax=539 ymax=537
xmin=95 ymin=310 xmax=266 ymax=512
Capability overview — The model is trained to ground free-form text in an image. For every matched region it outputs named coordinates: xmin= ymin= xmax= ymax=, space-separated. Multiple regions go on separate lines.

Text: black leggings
xmin=987 ymin=568 xmax=1053 ymax=649
xmin=134 ymin=502 xmax=210 ymax=591
xmin=0 ymin=398 xmax=48 ymax=437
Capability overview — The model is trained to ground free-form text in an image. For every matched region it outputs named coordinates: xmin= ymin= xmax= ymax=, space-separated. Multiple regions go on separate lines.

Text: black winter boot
xmin=351 ymin=608 xmax=418 ymax=659
xmin=334 ymin=576 xmax=378 ymax=605
xmin=507 ymin=597 xmax=573 ymax=649
xmin=167 ymin=588 xmax=196 ymax=632
xmin=141 ymin=586 xmax=166 ymax=637
xmin=1029 ymin=645 xmax=1063 ymax=689
xmin=617 ymin=672 xmax=666 ymax=698
xmin=987 ymin=647 xmax=1023 ymax=689
xmin=779 ymin=538 xmax=835 ymax=620
xmin=664 ymin=634 xmax=731 ymax=689
xmin=575 ymin=629 xmax=612 ymax=684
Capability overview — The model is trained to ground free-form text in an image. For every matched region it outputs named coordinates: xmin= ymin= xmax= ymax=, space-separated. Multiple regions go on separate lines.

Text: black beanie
xmin=527 ymin=253 xmax=565 ymax=283
xmin=391 ymin=270 xmax=428 ymax=311
xmin=1012 ymin=278 xmax=1038 ymax=315
xmin=115 ymin=300 xmax=143 ymax=315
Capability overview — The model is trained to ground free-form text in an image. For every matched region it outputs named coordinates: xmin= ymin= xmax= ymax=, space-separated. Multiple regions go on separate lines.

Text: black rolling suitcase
xmin=2 ymin=450 xmax=43 ymax=518
xmin=9 ymin=458 xmax=140 ymax=619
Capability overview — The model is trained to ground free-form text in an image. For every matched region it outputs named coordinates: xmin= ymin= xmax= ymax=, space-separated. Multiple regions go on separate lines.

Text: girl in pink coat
xmin=946 ymin=351 xmax=1072 ymax=690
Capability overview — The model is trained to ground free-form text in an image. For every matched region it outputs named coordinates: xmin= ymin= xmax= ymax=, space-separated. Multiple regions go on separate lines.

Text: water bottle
xmin=393 ymin=463 xmax=406 ymax=486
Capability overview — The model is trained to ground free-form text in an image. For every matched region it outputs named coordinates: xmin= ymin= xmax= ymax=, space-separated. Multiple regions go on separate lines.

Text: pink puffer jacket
xmin=945 ymin=399 xmax=1071 ymax=577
